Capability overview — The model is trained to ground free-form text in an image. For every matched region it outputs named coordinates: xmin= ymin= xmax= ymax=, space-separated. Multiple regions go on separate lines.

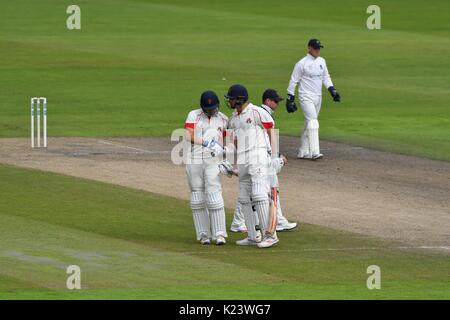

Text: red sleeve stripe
xmin=262 ymin=121 xmax=274 ymax=129
xmin=184 ymin=123 xmax=195 ymax=129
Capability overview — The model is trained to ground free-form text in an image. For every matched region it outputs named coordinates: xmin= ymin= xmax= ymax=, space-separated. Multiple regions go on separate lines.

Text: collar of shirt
xmin=234 ymin=103 xmax=252 ymax=116
xmin=307 ymin=53 xmax=317 ymax=60
xmin=201 ymin=110 xmax=221 ymax=118
xmin=260 ymin=104 xmax=273 ymax=115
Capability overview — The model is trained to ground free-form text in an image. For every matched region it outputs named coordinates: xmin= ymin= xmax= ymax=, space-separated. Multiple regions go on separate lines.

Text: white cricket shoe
xmin=276 ymin=222 xmax=298 ymax=232
xmin=216 ymin=236 xmax=226 ymax=245
xmin=200 ymin=233 xmax=211 ymax=245
xmin=297 ymin=152 xmax=312 ymax=159
xmin=257 ymin=235 xmax=279 ymax=248
xmin=236 ymin=237 xmax=260 ymax=246
xmin=230 ymin=224 xmax=248 ymax=233
xmin=311 ymin=153 xmax=323 ymax=160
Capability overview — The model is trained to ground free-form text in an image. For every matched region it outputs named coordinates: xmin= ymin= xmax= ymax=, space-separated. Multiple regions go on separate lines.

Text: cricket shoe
xmin=200 ymin=233 xmax=211 ymax=245
xmin=230 ymin=224 xmax=247 ymax=233
xmin=257 ymin=235 xmax=279 ymax=248
xmin=236 ymin=237 xmax=260 ymax=246
xmin=297 ymin=152 xmax=312 ymax=159
xmin=311 ymin=153 xmax=323 ymax=160
xmin=276 ymin=222 xmax=298 ymax=232
xmin=216 ymin=236 xmax=226 ymax=246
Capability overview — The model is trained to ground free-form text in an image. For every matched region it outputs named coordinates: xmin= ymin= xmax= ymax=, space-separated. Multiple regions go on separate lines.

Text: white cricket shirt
xmin=228 ymin=103 xmax=274 ymax=157
xmin=184 ymin=108 xmax=228 ymax=160
xmin=287 ymin=53 xmax=334 ymax=96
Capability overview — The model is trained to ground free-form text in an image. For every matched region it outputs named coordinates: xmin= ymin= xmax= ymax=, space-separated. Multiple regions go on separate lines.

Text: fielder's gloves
xmin=286 ymin=94 xmax=297 ymax=113
xmin=327 ymin=86 xmax=341 ymax=102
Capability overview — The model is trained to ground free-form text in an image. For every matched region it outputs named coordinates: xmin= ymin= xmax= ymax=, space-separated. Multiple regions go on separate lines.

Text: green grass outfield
xmin=0 ymin=165 xmax=449 ymax=299
xmin=0 ymin=0 xmax=449 ymax=160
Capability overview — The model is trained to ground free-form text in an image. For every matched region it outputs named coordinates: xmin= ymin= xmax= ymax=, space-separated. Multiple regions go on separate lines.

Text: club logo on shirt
xmin=320 ymin=64 xmax=323 ymax=69
xmin=246 ymin=118 xmax=252 ymax=124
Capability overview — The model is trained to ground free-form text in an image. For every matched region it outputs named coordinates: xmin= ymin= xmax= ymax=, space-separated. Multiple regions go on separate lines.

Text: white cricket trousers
xmin=237 ymin=149 xmax=272 ymax=239
xmin=186 ymin=163 xmax=227 ymax=240
xmin=299 ymin=94 xmax=322 ymax=156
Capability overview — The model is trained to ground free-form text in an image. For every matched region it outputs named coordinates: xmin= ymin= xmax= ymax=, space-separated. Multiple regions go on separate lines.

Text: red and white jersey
xmin=228 ymin=103 xmax=274 ymax=156
xmin=184 ymin=108 xmax=228 ymax=159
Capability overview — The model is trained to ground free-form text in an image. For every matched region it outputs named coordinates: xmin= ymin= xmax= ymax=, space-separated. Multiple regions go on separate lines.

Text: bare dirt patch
xmin=1 ymin=137 xmax=449 ymax=250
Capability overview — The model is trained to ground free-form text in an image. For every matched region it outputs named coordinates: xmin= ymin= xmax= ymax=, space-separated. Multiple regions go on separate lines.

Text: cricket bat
xmin=267 ymin=187 xmax=278 ymax=234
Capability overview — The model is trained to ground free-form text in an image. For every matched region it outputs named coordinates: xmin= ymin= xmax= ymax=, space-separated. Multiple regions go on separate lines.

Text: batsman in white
xmin=226 ymin=84 xmax=278 ymax=248
xmin=286 ymin=38 xmax=341 ymax=160
xmin=184 ymin=90 xmax=228 ymax=245
xmin=230 ymin=89 xmax=297 ymax=234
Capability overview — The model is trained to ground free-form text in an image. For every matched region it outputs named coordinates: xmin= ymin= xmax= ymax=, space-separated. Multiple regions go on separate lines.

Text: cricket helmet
xmin=200 ymin=90 xmax=220 ymax=113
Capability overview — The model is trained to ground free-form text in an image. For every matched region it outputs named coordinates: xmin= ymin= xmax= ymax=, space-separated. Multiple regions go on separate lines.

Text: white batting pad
xmin=190 ymin=191 xmax=210 ymax=240
xmin=242 ymin=203 xmax=258 ymax=241
xmin=253 ymin=199 xmax=270 ymax=235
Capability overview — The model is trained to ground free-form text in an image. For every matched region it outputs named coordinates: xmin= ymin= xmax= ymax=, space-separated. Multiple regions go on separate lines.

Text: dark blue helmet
xmin=224 ymin=84 xmax=248 ymax=102
xmin=200 ymin=90 xmax=220 ymax=112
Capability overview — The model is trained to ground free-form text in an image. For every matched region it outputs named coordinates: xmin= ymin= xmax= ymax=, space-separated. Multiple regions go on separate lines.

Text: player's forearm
xmin=185 ymin=129 xmax=203 ymax=145
xmin=323 ymin=75 xmax=333 ymax=89
xmin=267 ymin=128 xmax=278 ymax=157
xmin=287 ymin=77 xmax=298 ymax=96
xmin=322 ymin=65 xmax=334 ymax=89
xmin=287 ymin=63 xmax=302 ymax=95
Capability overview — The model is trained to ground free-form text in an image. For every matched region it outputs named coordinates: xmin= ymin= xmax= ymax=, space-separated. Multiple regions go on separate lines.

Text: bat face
xmin=267 ymin=187 xmax=278 ymax=234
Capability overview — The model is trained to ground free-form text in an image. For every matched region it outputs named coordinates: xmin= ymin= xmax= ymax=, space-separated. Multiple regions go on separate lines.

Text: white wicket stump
xmin=31 ymin=97 xmax=47 ymax=148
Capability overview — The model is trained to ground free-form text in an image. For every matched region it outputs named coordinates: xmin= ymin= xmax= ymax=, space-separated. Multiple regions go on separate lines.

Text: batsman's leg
xmin=206 ymin=191 xmax=227 ymax=243
xmin=236 ymin=164 xmax=260 ymax=245
xmin=190 ymin=191 xmax=210 ymax=241
xmin=242 ymin=201 xmax=259 ymax=241
xmin=205 ymin=164 xmax=227 ymax=243
xmin=253 ymin=180 xmax=279 ymax=248
xmin=250 ymin=170 xmax=270 ymax=235
xmin=250 ymin=155 xmax=279 ymax=248
xmin=186 ymin=164 xmax=211 ymax=242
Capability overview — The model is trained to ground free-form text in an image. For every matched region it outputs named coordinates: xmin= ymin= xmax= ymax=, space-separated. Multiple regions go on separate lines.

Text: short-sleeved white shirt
xmin=228 ymin=103 xmax=274 ymax=157
xmin=184 ymin=108 xmax=228 ymax=159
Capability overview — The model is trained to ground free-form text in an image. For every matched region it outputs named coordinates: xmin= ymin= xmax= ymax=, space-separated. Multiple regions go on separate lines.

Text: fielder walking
xmin=286 ymin=38 xmax=341 ymax=159
xmin=184 ymin=91 xmax=228 ymax=245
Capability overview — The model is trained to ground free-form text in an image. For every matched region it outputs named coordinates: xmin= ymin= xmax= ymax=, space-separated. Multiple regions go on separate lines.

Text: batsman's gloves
xmin=202 ymin=139 xmax=224 ymax=157
xmin=218 ymin=160 xmax=237 ymax=178
xmin=327 ymin=86 xmax=341 ymax=102
xmin=286 ymin=94 xmax=297 ymax=113
xmin=270 ymin=155 xmax=287 ymax=174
